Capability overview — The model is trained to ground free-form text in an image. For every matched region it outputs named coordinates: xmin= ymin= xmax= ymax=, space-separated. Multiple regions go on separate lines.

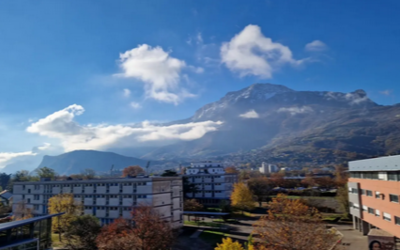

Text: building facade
xmin=348 ymin=155 xmax=400 ymax=240
xmin=184 ymin=162 xmax=238 ymax=206
xmin=259 ymin=162 xmax=279 ymax=174
xmin=12 ymin=177 xmax=183 ymax=227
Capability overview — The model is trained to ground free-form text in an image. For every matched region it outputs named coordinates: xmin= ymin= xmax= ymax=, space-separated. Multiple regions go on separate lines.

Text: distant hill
xmin=36 ymin=150 xmax=150 ymax=176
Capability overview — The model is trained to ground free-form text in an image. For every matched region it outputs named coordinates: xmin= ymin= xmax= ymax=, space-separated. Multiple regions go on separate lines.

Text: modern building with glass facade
xmin=348 ymin=155 xmax=400 ymax=242
xmin=0 ymin=213 xmax=62 ymax=250
xmin=12 ymin=176 xmax=183 ymax=227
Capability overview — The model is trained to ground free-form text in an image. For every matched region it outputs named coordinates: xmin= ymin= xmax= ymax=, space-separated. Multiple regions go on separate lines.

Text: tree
xmin=13 ymin=200 xmax=33 ymax=221
xmin=81 ymin=168 xmax=96 ymax=179
xmin=215 ymin=237 xmax=245 ymax=250
xmin=225 ymin=166 xmax=239 ymax=174
xmin=130 ymin=205 xmax=175 ymax=250
xmin=253 ymin=194 xmax=336 ymax=250
xmin=336 ymin=184 xmax=350 ymax=219
xmin=301 ymin=174 xmax=316 ymax=188
xmin=182 ymin=176 xmax=197 ymax=199
xmin=269 ymin=172 xmax=285 ymax=187
xmin=247 ymin=177 xmax=271 ymax=207
xmin=122 ymin=166 xmax=145 ymax=177
xmin=35 ymin=167 xmax=57 ymax=180
xmin=96 ymin=218 xmax=141 ymax=250
xmin=161 ymin=169 xmax=178 ymax=176
xmin=184 ymin=199 xmax=203 ymax=211
xmin=65 ymin=215 xmax=101 ymax=250
xmin=48 ymin=193 xmax=82 ymax=242
xmin=230 ymin=183 xmax=255 ymax=212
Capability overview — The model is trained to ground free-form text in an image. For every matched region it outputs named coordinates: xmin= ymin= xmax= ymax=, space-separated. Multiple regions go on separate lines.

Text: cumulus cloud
xmin=239 ymin=110 xmax=259 ymax=119
xmin=26 ymin=105 xmax=223 ymax=152
xmin=278 ymin=106 xmax=313 ymax=115
xmin=221 ymin=24 xmax=308 ymax=78
xmin=116 ymin=44 xmax=199 ymax=105
xmin=130 ymin=102 xmax=141 ymax=109
xmin=123 ymin=88 xmax=131 ymax=97
xmin=305 ymin=40 xmax=327 ymax=51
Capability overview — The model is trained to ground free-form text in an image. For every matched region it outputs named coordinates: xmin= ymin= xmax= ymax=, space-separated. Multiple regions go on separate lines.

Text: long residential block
xmin=12 ymin=176 xmax=183 ymax=227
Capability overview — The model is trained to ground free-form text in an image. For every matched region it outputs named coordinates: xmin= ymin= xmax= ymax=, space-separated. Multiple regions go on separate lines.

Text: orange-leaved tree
xmin=131 ymin=205 xmax=175 ymax=250
xmin=253 ymin=194 xmax=336 ymax=250
xmin=96 ymin=218 xmax=141 ymax=250
xmin=184 ymin=199 xmax=203 ymax=211
xmin=122 ymin=166 xmax=145 ymax=177
xmin=225 ymin=166 xmax=239 ymax=174
xmin=230 ymin=182 xmax=255 ymax=212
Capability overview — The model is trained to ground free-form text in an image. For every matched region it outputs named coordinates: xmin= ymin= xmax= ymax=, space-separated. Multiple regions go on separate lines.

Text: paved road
xmin=329 ymin=223 xmax=368 ymax=250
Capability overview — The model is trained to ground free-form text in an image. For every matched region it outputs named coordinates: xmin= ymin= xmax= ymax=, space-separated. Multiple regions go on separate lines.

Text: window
xmin=389 ymin=194 xmax=399 ymax=203
xmin=388 ymin=172 xmax=399 ymax=181
xmin=383 ymin=212 xmax=391 ymax=221
xmin=366 ymin=190 xmax=373 ymax=196
xmin=362 ymin=205 xmax=367 ymax=211
xmin=361 ymin=189 xmax=365 ymax=195
xmin=368 ymin=208 xmax=374 ymax=214
xmin=375 ymin=192 xmax=380 ymax=198
xmin=395 ymin=216 xmax=400 ymax=226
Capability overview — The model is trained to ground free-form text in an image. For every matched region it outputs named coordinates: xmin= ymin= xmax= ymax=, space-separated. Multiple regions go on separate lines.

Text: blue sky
xmin=0 ymin=0 xmax=400 ymax=169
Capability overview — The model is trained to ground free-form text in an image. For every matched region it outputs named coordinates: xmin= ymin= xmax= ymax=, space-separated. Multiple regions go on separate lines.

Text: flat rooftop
xmin=349 ymin=155 xmax=400 ymax=172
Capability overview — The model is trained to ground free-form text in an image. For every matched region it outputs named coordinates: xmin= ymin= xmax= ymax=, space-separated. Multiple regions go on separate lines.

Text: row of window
xmin=350 ymin=202 xmax=400 ymax=225
xmin=24 ymin=182 xmax=149 ymax=189
xmin=350 ymin=171 xmax=400 ymax=181
xmin=358 ymin=188 xmax=399 ymax=203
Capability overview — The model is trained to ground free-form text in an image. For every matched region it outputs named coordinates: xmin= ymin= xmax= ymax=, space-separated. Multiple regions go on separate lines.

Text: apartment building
xmin=12 ymin=176 xmax=183 ymax=227
xmin=348 ymin=155 xmax=400 ymax=242
xmin=184 ymin=161 xmax=238 ymax=206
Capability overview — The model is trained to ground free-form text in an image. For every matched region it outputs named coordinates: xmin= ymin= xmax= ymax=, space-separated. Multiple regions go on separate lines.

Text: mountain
xmin=36 ymin=150 xmax=150 ymax=176
xmin=142 ymin=83 xmax=400 ymax=166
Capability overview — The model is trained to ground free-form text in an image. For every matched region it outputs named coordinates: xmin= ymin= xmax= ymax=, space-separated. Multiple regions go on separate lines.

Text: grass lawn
xmin=184 ymin=220 xmax=223 ymax=228
xmin=212 ymin=219 xmax=238 ymax=224
xmin=199 ymin=230 xmax=230 ymax=247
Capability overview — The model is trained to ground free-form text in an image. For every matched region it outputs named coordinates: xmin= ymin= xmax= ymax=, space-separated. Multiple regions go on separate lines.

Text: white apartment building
xmin=184 ymin=161 xmax=238 ymax=206
xmin=259 ymin=162 xmax=279 ymax=174
xmin=12 ymin=176 xmax=183 ymax=227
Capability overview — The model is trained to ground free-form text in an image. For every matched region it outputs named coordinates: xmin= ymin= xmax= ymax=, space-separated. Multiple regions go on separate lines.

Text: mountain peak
xmin=224 ymin=83 xmax=294 ymax=102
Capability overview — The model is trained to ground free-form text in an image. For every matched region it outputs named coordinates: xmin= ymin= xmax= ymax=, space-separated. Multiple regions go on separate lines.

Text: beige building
xmin=12 ymin=176 xmax=183 ymax=227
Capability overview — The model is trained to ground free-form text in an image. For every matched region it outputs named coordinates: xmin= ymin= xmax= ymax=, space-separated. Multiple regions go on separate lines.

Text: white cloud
xmin=305 ymin=40 xmax=327 ymax=52
xmin=221 ymin=24 xmax=308 ymax=78
xmin=26 ymin=105 xmax=223 ymax=152
xmin=122 ymin=88 xmax=131 ymax=97
xmin=345 ymin=93 xmax=369 ymax=104
xmin=239 ymin=110 xmax=259 ymax=119
xmin=0 ymin=151 xmax=36 ymax=168
xmin=277 ymin=106 xmax=313 ymax=115
xmin=380 ymin=90 xmax=392 ymax=96
xmin=116 ymin=44 xmax=197 ymax=105
xmin=130 ymin=102 xmax=141 ymax=109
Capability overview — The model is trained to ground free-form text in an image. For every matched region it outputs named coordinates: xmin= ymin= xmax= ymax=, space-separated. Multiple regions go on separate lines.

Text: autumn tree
xmin=48 ymin=193 xmax=82 ymax=242
xmin=301 ymin=174 xmax=316 ymax=188
xmin=184 ymin=199 xmax=203 ymax=211
xmin=65 ymin=215 xmax=101 ymax=250
xmin=269 ymin=172 xmax=285 ymax=187
xmin=231 ymin=183 xmax=255 ymax=212
xmin=248 ymin=177 xmax=271 ymax=207
xmin=96 ymin=218 xmax=141 ymax=250
xmin=13 ymin=200 xmax=33 ymax=221
xmin=315 ymin=176 xmax=336 ymax=189
xmin=225 ymin=166 xmax=239 ymax=174
xmin=335 ymin=164 xmax=348 ymax=187
xmin=35 ymin=167 xmax=57 ymax=180
xmin=253 ymin=194 xmax=336 ymax=250
xmin=130 ymin=205 xmax=175 ymax=250
xmin=122 ymin=166 xmax=145 ymax=177
xmin=215 ymin=237 xmax=245 ymax=250
xmin=336 ymin=184 xmax=350 ymax=219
